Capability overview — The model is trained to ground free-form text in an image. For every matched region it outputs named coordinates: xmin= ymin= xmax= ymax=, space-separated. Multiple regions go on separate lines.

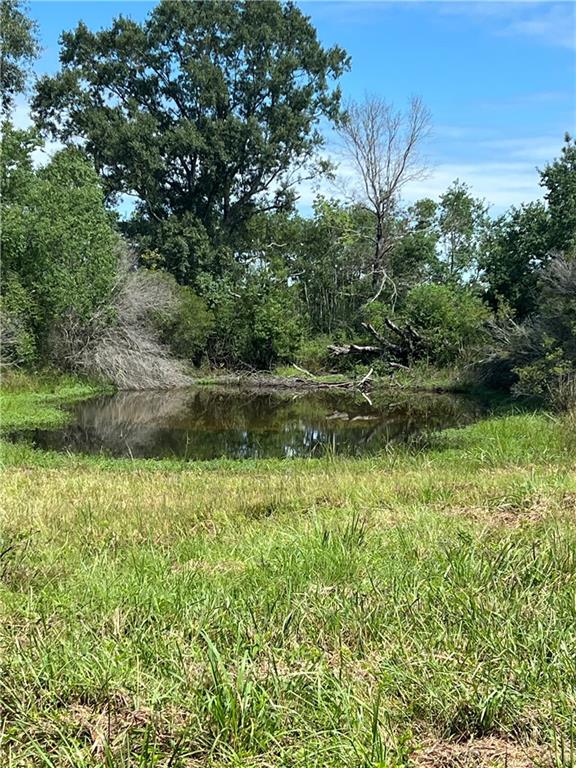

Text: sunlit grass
xmin=1 ymin=376 xmax=575 ymax=766
xmin=0 ymin=371 xmax=109 ymax=430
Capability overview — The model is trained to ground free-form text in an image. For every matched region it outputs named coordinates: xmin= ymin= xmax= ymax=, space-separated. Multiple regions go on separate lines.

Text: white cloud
xmin=502 ymin=3 xmax=576 ymax=49
xmin=440 ymin=1 xmax=576 ymax=49
xmin=403 ymin=162 xmax=542 ymax=210
xmin=295 ymin=131 xmax=555 ymax=216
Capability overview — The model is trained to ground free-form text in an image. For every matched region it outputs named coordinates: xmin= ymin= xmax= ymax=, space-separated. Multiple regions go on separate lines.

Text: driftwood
xmin=328 ymin=343 xmax=382 ymax=357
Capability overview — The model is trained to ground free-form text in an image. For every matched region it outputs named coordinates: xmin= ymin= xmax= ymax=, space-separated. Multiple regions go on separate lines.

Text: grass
xmin=273 ymin=365 xmax=349 ymax=384
xmin=1 ymin=375 xmax=575 ymax=766
xmin=0 ymin=370 xmax=110 ymax=430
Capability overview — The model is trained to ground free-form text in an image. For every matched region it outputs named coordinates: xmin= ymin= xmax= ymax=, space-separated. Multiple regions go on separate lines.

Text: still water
xmin=11 ymin=386 xmax=496 ymax=460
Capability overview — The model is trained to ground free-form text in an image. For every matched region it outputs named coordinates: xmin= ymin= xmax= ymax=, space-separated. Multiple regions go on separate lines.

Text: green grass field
xmin=1 ymin=376 xmax=575 ymax=766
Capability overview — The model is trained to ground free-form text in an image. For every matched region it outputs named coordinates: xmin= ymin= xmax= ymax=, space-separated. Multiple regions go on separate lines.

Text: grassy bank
xmin=0 ymin=371 xmax=111 ymax=430
xmin=1 ymin=377 xmax=575 ymax=766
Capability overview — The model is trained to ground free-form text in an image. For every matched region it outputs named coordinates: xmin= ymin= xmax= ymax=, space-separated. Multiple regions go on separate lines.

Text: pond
xmin=9 ymin=386 xmax=499 ymax=461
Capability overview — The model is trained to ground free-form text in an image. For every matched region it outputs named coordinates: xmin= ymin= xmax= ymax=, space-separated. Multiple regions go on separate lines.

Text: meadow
xmin=1 ymin=376 xmax=575 ymax=767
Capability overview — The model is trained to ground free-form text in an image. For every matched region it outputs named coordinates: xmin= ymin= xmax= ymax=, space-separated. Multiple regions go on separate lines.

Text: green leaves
xmin=32 ymin=0 xmax=350 ymax=281
xmin=0 ymin=0 xmax=40 ymax=116
xmin=1 ymin=144 xmax=119 ymax=363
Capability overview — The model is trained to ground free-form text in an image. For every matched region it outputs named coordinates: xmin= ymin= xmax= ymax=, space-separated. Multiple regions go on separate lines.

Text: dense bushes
xmin=1 ymin=133 xmax=119 ymax=367
xmin=156 ymin=284 xmax=215 ymax=366
xmin=201 ymin=273 xmax=303 ymax=369
xmin=512 ymin=255 xmax=576 ymax=404
xmin=472 ymin=254 xmax=576 ymax=405
xmin=400 ymin=284 xmax=490 ymax=365
xmin=2 ymin=128 xmax=574 ymax=399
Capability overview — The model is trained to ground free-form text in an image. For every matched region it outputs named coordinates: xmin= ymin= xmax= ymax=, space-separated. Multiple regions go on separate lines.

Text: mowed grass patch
xmin=1 ymin=382 xmax=575 ymax=766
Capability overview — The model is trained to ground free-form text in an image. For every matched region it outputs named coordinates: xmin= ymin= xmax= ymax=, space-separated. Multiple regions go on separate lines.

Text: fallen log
xmin=328 ymin=343 xmax=382 ymax=357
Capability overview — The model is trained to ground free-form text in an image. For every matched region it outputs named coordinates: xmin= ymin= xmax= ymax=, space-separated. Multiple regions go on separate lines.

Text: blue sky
xmin=19 ymin=0 xmax=576 ymax=215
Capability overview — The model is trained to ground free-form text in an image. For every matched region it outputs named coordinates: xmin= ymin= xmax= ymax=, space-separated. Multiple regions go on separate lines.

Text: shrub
xmin=295 ymin=336 xmax=334 ymax=372
xmin=78 ymin=261 xmax=193 ymax=390
xmin=200 ymin=272 xmax=303 ymax=369
xmin=400 ymin=284 xmax=490 ymax=365
xmin=470 ymin=255 xmax=576 ymax=404
xmin=157 ymin=285 xmax=215 ymax=366
xmin=0 ymin=271 xmax=37 ymax=366
xmin=1 ymin=145 xmax=119 ymax=366
xmin=249 ymin=282 xmax=303 ymax=369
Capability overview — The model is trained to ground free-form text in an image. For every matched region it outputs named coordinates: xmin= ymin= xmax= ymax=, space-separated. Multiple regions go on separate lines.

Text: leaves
xmin=32 ymin=0 xmax=350 ymax=281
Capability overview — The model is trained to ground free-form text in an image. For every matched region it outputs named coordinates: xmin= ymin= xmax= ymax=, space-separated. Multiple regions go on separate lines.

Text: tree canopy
xmin=0 ymin=0 xmax=39 ymax=116
xmin=33 ymin=0 xmax=349 ymax=281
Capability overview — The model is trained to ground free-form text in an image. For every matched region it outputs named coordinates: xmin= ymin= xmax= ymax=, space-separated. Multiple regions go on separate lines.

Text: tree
xmin=480 ymin=137 xmax=576 ymax=319
xmin=540 ymin=133 xmax=576 ymax=256
xmin=336 ymin=95 xmax=431 ymax=301
xmin=1 ymin=146 xmax=119 ymax=363
xmin=481 ymin=202 xmax=550 ymax=319
xmin=0 ymin=0 xmax=39 ymax=116
xmin=437 ymin=180 xmax=488 ymax=282
xmin=32 ymin=0 xmax=349 ymax=283
xmin=389 ymin=198 xmax=439 ymax=300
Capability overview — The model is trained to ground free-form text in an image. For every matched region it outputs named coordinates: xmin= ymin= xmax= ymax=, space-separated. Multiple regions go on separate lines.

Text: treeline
xmin=1 ymin=0 xmax=575 ymax=404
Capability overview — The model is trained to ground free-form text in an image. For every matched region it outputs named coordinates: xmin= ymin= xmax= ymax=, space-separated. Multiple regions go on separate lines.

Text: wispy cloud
xmin=296 ymin=131 xmax=560 ymax=216
xmin=403 ymin=161 xmax=542 ymax=210
xmin=303 ymin=1 xmax=576 ymax=50
xmin=440 ymin=1 xmax=576 ymax=49
xmin=501 ymin=3 xmax=576 ymax=49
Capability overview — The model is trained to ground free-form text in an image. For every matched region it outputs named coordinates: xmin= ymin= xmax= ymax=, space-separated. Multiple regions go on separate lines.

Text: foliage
xmin=481 ymin=136 xmax=576 ymax=320
xmin=157 ymin=284 xmax=215 ymax=365
xmin=294 ymin=336 xmax=335 ymax=372
xmin=401 ymin=283 xmax=490 ymax=365
xmin=248 ymin=277 xmax=303 ymax=368
xmin=540 ymin=133 xmax=576 ymax=256
xmin=265 ymin=199 xmax=373 ymax=335
xmin=0 ymin=0 xmax=39 ymax=115
xmin=2 ymin=0 xmax=574 ymax=399
xmin=0 ymin=271 xmax=37 ymax=365
xmin=389 ymin=198 xmax=439 ymax=300
xmin=481 ymin=202 xmax=551 ymax=319
xmin=33 ymin=0 xmax=349 ymax=281
xmin=193 ymin=270 xmax=303 ymax=369
xmin=512 ymin=255 xmax=576 ymax=405
xmin=1 ymin=137 xmax=119 ymax=366
xmin=436 ymin=180 xmax=488 ymax=281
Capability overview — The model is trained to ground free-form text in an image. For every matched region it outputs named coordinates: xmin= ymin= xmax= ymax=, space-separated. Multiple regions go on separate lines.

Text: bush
xmin=200 ymin=272 xmax=303 ymax=369
xmin=401 ymin=284 xmax=490 ymax=366
xmin=295 ymin=336 xmax=334 ymax=372
xmin=1 ymin=144 xmax=119 ymax=367
xmin=157 ymin=285 xmax=215 ymax=366
xmin=469 ymin=255 xmax=576 ymax=404
xmin=0 ymin=271 xmax=37 ymax=366
xmin=249 ymin=282 xmax=303 ymax=368
xmin=78 ymin=261 xmax=193 ymax=390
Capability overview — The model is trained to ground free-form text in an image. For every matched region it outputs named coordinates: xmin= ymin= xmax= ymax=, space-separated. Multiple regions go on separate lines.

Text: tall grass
xmin=1 ymin=380 xmax=575 ymax=765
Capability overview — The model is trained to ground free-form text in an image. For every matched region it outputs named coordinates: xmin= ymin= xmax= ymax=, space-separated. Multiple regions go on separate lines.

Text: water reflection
xmin=12 ymin=386 xmax=492 ymax=460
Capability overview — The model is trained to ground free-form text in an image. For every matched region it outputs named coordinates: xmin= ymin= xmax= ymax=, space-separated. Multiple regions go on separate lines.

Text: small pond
xmin=9 ymin=386 xmax=499 ymax=461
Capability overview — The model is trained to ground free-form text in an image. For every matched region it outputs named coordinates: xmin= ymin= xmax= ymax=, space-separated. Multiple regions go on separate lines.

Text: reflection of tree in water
xmin=22 ymin=387 xmax=490 ymax=460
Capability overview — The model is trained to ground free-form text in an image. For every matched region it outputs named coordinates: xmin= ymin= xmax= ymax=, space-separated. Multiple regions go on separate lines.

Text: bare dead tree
xmin=337 ymin=95 xmax=431 ymax=303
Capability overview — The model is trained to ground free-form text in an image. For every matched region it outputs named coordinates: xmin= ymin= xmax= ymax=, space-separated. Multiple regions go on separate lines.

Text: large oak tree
xmin=32 ymin=0 xmax=349 ymax=280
